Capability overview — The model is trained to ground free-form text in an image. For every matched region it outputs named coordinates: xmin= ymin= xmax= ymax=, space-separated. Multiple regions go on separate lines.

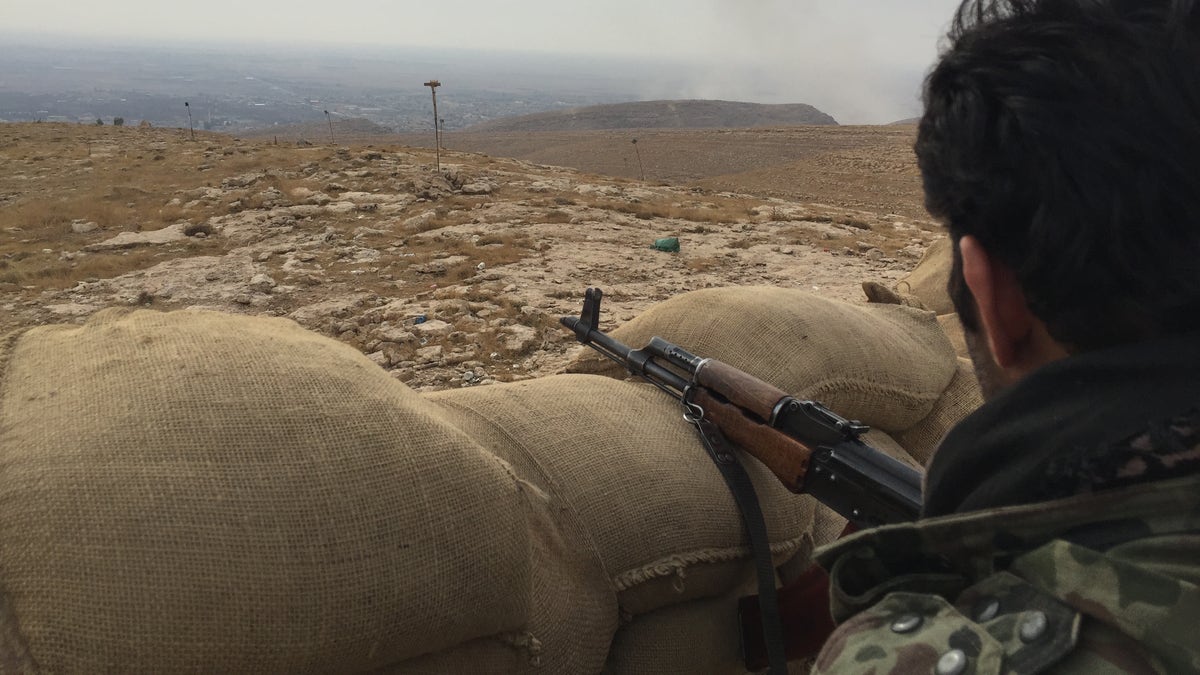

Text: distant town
xmin=0 ymin=39 xmax=656 ymax=133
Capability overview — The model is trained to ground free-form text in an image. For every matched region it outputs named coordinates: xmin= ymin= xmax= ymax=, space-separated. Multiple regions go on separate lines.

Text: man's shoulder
xmin=814 ymin=475 xmax=1200 ymax=673
xmin=813 ymin=571 xmax=1079 ymax=674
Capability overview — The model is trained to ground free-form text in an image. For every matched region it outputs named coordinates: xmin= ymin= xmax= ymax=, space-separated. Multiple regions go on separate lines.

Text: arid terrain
xmin=253 ymin=122 xmax=926 ymax=219
xmin=1 ymin=121 xmax=941 ymax=391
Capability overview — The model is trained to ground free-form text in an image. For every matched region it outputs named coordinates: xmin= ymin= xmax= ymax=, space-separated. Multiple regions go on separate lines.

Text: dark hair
xmin=917 ymin=0 xmax=1200 ymax=351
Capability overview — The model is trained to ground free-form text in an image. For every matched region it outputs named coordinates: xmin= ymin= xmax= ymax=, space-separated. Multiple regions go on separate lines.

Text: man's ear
xmin=958 ymin=236 xmax=1034 ymax=369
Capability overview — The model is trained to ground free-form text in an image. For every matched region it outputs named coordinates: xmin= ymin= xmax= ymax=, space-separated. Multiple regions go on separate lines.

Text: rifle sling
xmin=691 ymin=416 xmax=788 ymax=675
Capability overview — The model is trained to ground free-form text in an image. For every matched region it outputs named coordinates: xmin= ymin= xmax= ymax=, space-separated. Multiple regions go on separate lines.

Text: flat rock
xmin=84 ymin=223 xmax=189 ymax=251
xmin=413 ymin=319 xmax=454 ymax=337
xmin=45 ymin=303 xmax=100 ymax=317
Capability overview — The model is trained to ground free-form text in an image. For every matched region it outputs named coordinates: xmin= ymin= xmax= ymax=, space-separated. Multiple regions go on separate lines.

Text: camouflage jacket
xmin=811 ymin=473 xmax=1200 ymax=673
xmin=812 ymin=336 xmax=1200 ymax=674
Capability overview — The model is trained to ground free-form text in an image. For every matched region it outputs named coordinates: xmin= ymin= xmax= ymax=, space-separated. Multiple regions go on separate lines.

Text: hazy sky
xmin=4 ymin=0 xmax=963 ymax=123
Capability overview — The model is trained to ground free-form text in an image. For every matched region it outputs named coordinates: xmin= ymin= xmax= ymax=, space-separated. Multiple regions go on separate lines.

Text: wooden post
xmin=424 ymin=80 xmax=442 ymax=173
xmin=632 ymin=138 xmax=645 ymax=181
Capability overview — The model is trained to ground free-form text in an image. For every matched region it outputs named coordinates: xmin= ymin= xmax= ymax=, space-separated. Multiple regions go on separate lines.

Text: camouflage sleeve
xmin=1010 ymin=539 xmax=1200 ymax=674
xmin=813 ymin=572 xmax=1080 ymax=675
xmin=815 ymin=537 xmax=1200 ymax=674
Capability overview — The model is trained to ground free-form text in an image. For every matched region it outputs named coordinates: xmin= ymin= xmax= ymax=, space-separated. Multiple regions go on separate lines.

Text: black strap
xmin=692 ymin=416 xmax=787 ymax=674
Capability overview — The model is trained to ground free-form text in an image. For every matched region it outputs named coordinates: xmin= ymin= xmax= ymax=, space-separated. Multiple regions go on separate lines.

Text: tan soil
xmin=0 ymin=122 xmax=943 ymax=391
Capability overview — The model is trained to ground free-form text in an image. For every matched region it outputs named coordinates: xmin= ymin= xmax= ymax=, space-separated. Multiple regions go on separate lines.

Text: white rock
xmin=377 ymin=326 xmax=416 ymax=343
xmin=461 ymin=183 xmax=493 ymax=195
xmin=500 ymin=324 xmax=539 ymax=355
xmin=84 ymin=223 xmax=189 ymax=251
xmin=325 ymin=202 xmax=356 ymax=214
xmin=416 ymin=345 xmax=444 ymax=362
xmin=45 ymin=303 xmax=99 ymax=317
xmin=403 ymin=210 xmax=437 ymax=229
xmin=413 ymin=319 xmax=454 ymax=337
xmin=249 ymin=273 xmax=277 ymax=293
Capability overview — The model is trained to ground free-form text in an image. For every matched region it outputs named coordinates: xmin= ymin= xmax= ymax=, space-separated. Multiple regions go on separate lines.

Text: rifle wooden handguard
xmin=694 ymin=360 xmax=789 ymax=421
xmin=692 ymin=389 xmax=811 ymax=492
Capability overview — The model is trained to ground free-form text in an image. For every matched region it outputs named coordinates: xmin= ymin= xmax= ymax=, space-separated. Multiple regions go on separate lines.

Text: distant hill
xmin=464 ymin=99 xmax=837 ymax=132
xmin=888 ymin=117 xmax=920 ymax=125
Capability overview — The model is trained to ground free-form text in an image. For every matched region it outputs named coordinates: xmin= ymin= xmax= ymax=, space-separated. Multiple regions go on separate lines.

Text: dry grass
xmin=572 ymin=192 xmax=760 ymax=226
xmin=685 ymin=255 xmax=725 ymax=272
xmin=725 ymin=235 xmax=768 ymax=250
xmin=405 ymin=207 xmax=472 ymax=233
xmin=542 ymin=209 xmax=572 ymax=224
xmin=0 ymin=242 xmax=219 ymax=287
xmin=0 ymin=124 xmax=341 ymax=292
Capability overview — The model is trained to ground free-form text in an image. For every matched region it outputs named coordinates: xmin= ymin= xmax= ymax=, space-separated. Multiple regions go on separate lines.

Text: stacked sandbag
xmin=0 ymin=309 xmax=573 ymax=673
xmin=0 ymin=286 xmax=981 ymax=674
xmin=426 ymin=377 xmax=817 ymax=621
xmin=0 ymin=307 xmax=817 ymax=673
xmin=863 ymin=236 xmax=972 ymax=361
xmin=896 ymin=237 xmax=955 ymax=315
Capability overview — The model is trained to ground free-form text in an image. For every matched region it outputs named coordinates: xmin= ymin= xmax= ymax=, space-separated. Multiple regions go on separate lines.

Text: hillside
xmin=244 ymin=122 xmax=928 ymax=220
xmin=1 ymin=121 xmax=940 ymax=391
xmin=248 ymin=117 xmax=396 ymax=145
xmin=426 ymin=126 xmax=927 ymax=220
xmin=463 ymin=100 xmax=838 ymax=132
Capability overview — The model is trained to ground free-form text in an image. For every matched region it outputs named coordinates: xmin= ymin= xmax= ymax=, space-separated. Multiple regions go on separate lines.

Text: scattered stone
xmin=416 ymin=345 xmax=444 ymax=362
xmin=413 ymin=320 xmax=453 ymax=338
xmin=499 ymin=324 xmax=539 ymax=355
xmin=71 ymin=220 xmax=98 ymax=234
xmin=461 ymin=182 xmax=493 ymax=195
xmin=45 ymin=303 xmax=99 ymax=317
xmin=183 ymin=222 xmax=215 ymax=237
xmin=221 ymin=173 xmax=264 ymax=189
xmin=403 ymin=210 xmax=436 ymax=229
xmin=84 ymin=223 xmax=190 ymax=251
xmin=249 ymin=274 xmax=277 ymax=293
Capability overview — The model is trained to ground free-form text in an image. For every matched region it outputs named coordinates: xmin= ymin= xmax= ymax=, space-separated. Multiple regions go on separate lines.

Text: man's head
xmin=916 ymin=0 xmax=1200 ymax=396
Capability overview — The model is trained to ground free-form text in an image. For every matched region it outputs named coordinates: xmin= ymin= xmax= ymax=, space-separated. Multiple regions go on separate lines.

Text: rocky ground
xmin=1 ymin=122 xmax=944 ymax=391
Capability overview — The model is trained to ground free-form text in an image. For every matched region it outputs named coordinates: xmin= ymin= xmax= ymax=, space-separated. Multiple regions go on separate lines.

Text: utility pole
xmin=424 ymin=80 xmax=441 ymax=172
xmin=184 ymin=101 xmax=195 ymax=141
xmin=324 ymin=109 xmax=334 ymax=145
xmin=631 ymin=138 xmax=645 ymax=181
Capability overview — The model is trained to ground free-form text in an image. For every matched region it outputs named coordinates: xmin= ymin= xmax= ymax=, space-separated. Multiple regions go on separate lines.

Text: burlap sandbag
xmin=937 ymin=312 xmax=969 ymax=360
xmin=601 ymin=591 xmax=817 ymax=675
xmin=602 ymin=582 xmax=750 ymax=675
xmin=0 ymin=291 xmax=978 ymax=673
xmin=427 ymin=376 xmax=821 ymax=619
xmin=893 ymin=357 xmax=983 ymax=467
xmin=0 ymin=309 xmax=838 ymax=673
xmin=0 ymin=308 xmax=611 ymax=673
xmin=565 ymin=287 xmax=957 ymax=434
xmin=895 ymin=237 xmax=955 ymax=315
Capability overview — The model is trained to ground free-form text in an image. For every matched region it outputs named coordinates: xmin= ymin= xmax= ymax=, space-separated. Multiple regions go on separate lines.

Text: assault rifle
xmin=561 ymin=288 xmax=922 ymax=673
xmin=561 ymin=288 xmax=922 ymax=526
